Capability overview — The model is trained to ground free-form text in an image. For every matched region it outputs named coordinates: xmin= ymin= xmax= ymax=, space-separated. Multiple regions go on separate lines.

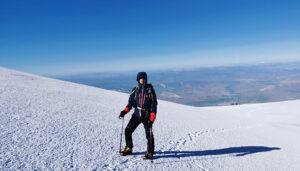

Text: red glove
xmin=149 ymin=113 xmax=156 ymax=123
xmin=124 ymin=107 xmax=130 ymax=112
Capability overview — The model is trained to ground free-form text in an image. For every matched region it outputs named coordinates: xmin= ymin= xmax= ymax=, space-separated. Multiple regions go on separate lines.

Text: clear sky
xmin=1 ymin=0 xmax=300 ymax=75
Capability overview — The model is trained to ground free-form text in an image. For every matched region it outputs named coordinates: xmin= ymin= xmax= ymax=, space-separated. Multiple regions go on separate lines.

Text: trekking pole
xmin=119 ymin=117 xmax=124 ymax=153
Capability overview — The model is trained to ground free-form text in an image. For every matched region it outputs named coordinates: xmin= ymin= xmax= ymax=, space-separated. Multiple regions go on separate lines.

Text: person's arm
xmin=125 ymin=87 xmax=137 ymax=111
xmin=150 ymin=87 xmax=158 ymax=123
xmin=119 ymin=87 xmax=136 ymax=118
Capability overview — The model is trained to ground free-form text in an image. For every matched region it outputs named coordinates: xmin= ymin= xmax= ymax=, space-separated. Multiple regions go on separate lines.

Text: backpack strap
xmin=133 ymin=86 xmax=139 ymax=101
xmin=146 ymin=84 xmax=153 ymax=95
xmin=132 ymin=84 xmax=154 ymax=108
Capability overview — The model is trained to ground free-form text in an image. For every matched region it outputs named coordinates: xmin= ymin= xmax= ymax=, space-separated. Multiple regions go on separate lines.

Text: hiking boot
xmin=143 ymin=152 xmax=153 ymax=159
xmin=120 ymin=147 xmax=132 ymax=156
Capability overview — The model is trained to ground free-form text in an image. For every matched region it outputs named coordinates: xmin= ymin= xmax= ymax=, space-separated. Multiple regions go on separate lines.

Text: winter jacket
xmin=126 ymin=82 xmax=158 ymax=117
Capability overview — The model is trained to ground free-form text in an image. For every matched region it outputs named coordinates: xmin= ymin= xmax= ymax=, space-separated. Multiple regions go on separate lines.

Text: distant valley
xmin=55 ymin=62 xmax=300 ymax=107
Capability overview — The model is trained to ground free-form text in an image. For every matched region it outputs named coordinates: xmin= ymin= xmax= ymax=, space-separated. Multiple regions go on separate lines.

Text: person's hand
xmin=119 ymin=110 xmax=127 ymax=119
xmin=149 ymin=113 xmax=156 ymax=123
xmin=119 ymin=107 xmax=130 ymax=119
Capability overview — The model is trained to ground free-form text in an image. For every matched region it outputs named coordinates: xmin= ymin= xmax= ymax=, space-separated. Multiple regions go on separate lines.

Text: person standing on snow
xmin=119 ymin=72 xmax=158 ymax=159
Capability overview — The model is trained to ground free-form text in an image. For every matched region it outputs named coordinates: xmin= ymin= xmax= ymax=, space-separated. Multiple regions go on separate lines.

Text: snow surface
xmin=1 ymin=67 xmax=300 ymax=170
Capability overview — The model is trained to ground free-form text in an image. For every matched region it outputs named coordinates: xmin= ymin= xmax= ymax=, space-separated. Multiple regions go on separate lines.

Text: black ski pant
xmin=125 ymin=114 xmax=155 ymax=154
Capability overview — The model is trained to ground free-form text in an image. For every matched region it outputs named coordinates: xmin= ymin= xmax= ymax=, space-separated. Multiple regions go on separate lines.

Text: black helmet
xmin=136 ymin=72 xmax=147 ymax=82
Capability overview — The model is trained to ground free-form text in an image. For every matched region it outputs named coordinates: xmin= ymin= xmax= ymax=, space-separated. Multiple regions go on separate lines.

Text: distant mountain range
xmin=55 ymin=62 xmax=300 ymax=107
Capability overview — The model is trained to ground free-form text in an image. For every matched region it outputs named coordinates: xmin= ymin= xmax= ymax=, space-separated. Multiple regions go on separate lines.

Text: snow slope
xmin=1 ymin=67 xmax=300 ymax=170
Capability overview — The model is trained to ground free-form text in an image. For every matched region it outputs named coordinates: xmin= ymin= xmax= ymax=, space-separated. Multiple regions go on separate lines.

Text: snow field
xmin=1 ymin=67 xmax=300 ymax=170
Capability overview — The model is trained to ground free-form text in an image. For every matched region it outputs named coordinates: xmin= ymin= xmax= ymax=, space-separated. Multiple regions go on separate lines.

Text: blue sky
xmin=1 ymin=0 xmax=300 ymax=75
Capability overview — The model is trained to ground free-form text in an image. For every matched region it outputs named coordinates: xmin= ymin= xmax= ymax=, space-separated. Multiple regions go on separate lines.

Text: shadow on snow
xmin=133 ymin=146 xmax=280 ymax=160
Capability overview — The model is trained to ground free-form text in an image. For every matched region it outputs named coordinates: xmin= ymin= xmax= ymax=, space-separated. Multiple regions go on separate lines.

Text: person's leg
xmin=143 ymin=120 xmax=155 ymax=154
xmin=125 ymin=115 xmax=141 ymax=149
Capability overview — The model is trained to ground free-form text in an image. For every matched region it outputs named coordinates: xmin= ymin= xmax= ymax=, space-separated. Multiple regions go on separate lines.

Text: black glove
xmin=119 ymin=110 xmax=128 ymax=119
xmin=147 ymin=120 xmax=153 ymax=127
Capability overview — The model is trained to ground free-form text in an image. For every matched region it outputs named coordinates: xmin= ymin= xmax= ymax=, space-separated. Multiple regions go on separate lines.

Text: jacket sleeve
xmin=150 ymin=87 xmax=158 ymax=114
xmin=126 ymin=87 xmax=136 ymax=110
